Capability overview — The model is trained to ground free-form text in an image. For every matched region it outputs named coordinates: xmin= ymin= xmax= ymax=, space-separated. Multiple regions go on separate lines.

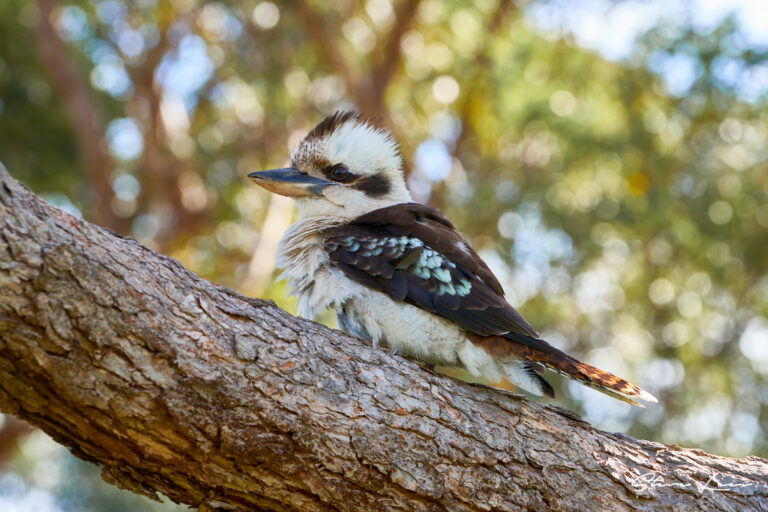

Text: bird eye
xmin=329 ymin=164 xmax=350 ymax=182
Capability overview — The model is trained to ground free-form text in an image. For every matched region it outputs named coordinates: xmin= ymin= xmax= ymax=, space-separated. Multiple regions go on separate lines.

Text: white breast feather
xmin=276 ymin=216 xmax=361 ymax=318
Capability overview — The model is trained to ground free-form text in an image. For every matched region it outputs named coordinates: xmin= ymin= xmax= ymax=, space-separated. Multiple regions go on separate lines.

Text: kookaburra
xmin=249 ymin=111 xmax=657 ymax=406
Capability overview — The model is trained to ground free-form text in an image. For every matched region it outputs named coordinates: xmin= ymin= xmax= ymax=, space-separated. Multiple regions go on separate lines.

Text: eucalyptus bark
xmin=0 ymin=163 xmax=765 ymax=512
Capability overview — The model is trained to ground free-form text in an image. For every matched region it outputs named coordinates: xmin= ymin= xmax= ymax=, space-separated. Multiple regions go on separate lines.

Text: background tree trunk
xmin=35 ymin=0 xmax=121 ymax=232
xmin=0 ymin=162 xmax=765 ymax=511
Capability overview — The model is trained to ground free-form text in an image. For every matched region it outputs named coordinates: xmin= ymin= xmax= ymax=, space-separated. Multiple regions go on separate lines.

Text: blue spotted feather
xmin=323 ymin=203 xmax=539 ymax=338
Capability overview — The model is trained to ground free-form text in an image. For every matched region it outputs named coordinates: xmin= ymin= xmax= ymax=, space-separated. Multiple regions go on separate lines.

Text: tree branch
xmin=0 ymin=162 xmax=765 ymax=511
xmin=292 ymin=0 xmax=359 ymax=97
xmin=292 ymin=0 xmax=420 ymax=119
xmin=368 ymin=0 xmax=421 ymax=115
xmin=0 ymin=416 xmax=33 ymax=469
xmin=34 ymin=0 xmax=122 ymax=232
xmin=129 ymin=12 xmax=207 ymax=249
xmin=453 ymin=0 xmax=515 ymax=159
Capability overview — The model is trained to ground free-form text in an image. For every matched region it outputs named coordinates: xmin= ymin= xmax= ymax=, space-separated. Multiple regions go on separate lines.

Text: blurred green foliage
xmin=0 ymin=0 xmax=767 ymax=509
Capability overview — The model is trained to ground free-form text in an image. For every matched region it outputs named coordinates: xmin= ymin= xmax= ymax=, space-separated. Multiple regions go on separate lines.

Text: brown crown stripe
xmin=310 ymin=156 xmax=333 ymax=171
xmin=304 ymin=111 xmax=362 ymax=143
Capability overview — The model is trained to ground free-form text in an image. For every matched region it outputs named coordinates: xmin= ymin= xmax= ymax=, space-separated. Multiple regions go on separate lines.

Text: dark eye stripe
xmin=353 ymin=172 xmax=391 ymax=198
xmin=320 ymin=165 xmax=391 ymax=198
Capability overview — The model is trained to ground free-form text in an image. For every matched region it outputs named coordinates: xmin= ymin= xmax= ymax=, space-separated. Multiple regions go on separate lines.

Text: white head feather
xmin=289 ymin=112 xmax=412 ymax=220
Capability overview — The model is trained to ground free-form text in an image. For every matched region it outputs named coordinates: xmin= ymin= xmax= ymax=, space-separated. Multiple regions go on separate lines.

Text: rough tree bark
xmin=0 ymin=163 xmax=766 ymax=512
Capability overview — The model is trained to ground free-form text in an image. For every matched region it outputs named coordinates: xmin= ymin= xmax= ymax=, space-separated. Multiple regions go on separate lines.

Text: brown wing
xmin=323 ymin=203 xmax=539 ymax=338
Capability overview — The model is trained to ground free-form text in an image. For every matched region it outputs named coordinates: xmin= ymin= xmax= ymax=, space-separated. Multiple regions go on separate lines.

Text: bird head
xmin=249 ymin=111 xmax=412 ymax=219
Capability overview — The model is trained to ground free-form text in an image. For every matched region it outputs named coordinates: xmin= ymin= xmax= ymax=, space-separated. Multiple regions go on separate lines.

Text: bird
xmin=248 ymin=111 xmax=657 ymax=406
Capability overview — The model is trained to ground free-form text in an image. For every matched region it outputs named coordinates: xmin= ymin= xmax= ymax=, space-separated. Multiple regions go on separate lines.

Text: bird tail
xmin=469 ymin=333 xmax=658 ymax=407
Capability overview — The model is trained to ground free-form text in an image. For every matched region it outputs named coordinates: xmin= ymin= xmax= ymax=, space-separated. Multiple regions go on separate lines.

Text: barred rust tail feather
xmin=468 ymin=333 xmax=658 ymax=407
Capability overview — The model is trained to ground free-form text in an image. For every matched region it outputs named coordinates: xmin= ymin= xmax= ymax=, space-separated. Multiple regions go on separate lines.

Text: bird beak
xmin=247 ymin=167 xmax=336 ymax=198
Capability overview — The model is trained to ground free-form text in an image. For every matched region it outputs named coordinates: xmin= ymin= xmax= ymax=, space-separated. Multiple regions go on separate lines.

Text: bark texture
xmin=0 ymin=163 xmax=766 ymax=512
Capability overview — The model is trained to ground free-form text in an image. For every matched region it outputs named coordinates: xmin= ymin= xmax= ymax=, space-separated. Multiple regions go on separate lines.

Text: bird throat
xmin=275 ymin=215 xmax=347 ymax=316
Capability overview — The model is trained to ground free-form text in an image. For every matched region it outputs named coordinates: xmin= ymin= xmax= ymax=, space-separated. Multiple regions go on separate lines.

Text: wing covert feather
xmin=324 ymin=203 xmax=539 ymax=338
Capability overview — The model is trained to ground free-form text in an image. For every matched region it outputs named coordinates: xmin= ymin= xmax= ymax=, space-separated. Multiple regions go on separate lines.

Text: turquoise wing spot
xmin=433 ymin=267 xmax=452 ymax=283
xmin=437 ymin=282 xmax=456 ymax=296
xmin=408 ymin=239 xmax=424 ymax=248
xmin=455 ymin=279 xmax=472 ymax=296
xmin=428 ymin=255 xmax=443 ymax=268
xmin=414 ymin=266 xmax=431 ymax=279
xmin=417 ymin=249 xmax=438 ymax=269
